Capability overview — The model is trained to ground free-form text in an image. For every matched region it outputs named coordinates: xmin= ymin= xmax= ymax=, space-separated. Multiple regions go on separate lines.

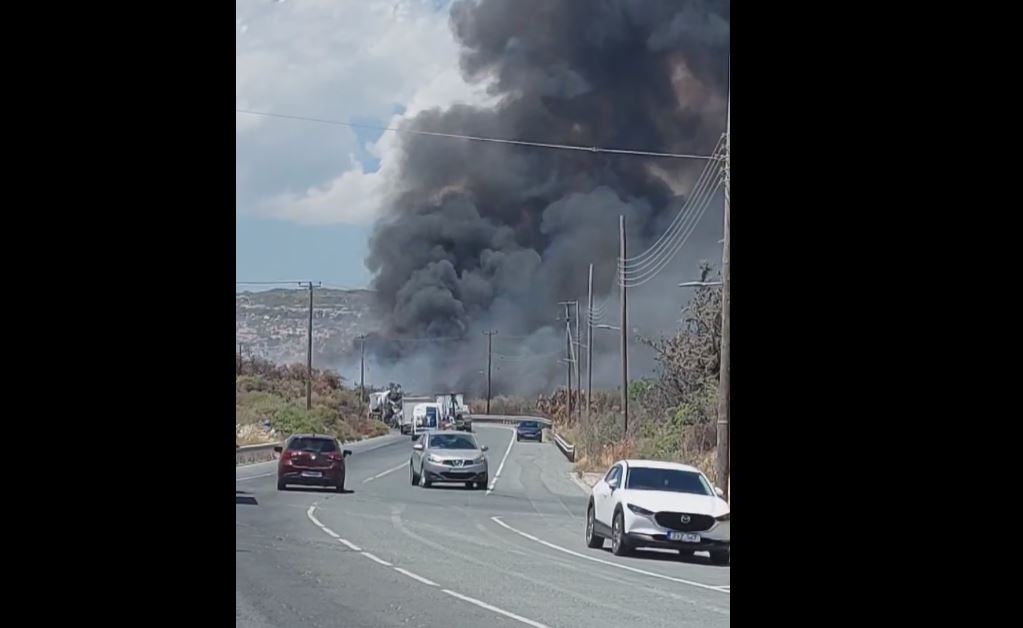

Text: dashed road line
xmin=394 ymin=567 xmax=437 ymax=586
xmin=479 ymin=425 xmax=516 ymax=495
xmin=363 ymin=462 xmax=408 ymax=483
xmin=490 ymin=516 xmax=729 ymax=594
xmin=307 ymin=503 xmax=549 ymax=628
xmin=361 ymin=551 xmax=392 ymax=566
xmin=441 ymin=589 xmax=550 ymax=628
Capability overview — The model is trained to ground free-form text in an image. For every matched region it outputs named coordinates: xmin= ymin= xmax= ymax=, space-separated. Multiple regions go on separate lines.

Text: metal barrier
xmin=550 ymin=431 xmax=576 ymax=462
xmin=236 ymin=442 xmax=280 ymax=466
xmin=468 ymin=415 xmax=575 ymax=462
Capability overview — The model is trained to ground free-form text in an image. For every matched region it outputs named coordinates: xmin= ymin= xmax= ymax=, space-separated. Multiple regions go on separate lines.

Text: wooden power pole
xmin=586 ymin=264 xmax=594 ymax=425
xmin=300 ymin=281 xmax=320 ymax=410
xmin=483 ymin=330 xmax=497 ymax=414
xmin=716 ymin=90 xmax=731 ymax=498
xmin=619 ymin=216 xmax=629 ymax=436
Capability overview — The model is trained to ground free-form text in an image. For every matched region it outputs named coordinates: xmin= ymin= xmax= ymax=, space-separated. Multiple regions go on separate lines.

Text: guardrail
xmin=467 ymin=414 xmax=553 ymax=427
xmin=236 ymin=442 xmax=280 ymax=466
xmin=550 ymin=430 xmax=576 ymax=462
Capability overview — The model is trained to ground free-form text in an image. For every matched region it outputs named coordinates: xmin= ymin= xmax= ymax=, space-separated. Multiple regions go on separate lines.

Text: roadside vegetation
xmin=236 ymin=355 xmax=389 ymax=445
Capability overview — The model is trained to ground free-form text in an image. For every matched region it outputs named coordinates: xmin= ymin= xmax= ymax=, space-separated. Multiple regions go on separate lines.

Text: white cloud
xmin=236 ymin=0 xmax=494 ymax=225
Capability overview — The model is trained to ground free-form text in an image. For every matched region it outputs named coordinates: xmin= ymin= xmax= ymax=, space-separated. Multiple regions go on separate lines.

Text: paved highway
xmin=236 ymin=425 xmax=730 ymax=627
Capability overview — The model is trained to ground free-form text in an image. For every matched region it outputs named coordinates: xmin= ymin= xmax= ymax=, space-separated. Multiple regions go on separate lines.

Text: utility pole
xmin=483 ymin=330 xmax=497 ymax=414
xmin=237 ymin=342 xmax=243 ymax=374
xmin=716 ymin=86 xmax=731 ymax=498
xmin=558 ymin=301 xmax=574 ymax=420
xmin=574 ymin=300 xmax=581 ymax=418
xmin=359 ymin=335 xmax=366 ymax=407
xmin=300 ymin=281 xmax=321 ymax=410
xmin=619 ymin=216 xmax=629 ymax=436
xmin=586 ymin=265 xmax=594 ymax=426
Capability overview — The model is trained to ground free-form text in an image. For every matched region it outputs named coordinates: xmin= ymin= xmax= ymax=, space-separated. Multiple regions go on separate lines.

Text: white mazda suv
xmin=585 ymin=459 xmax=730 ymax=564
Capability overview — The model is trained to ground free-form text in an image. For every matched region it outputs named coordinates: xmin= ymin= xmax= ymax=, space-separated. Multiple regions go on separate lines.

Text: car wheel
xmin=611 ymin=510 xmax=631 ymax=556
xmin=710 ymin=549 xmax=730 ymax=565
xmin=409 ymin=460 xmax=419 ymax=485
xmin=516 ymin=434 xmax=521 ymax=442
xmin=477 ymin=473 xmax=488 ymax=490
xmin=465 ymin=481 xmax=474 ymax=489
xmin=334 ymin=472 xmax=346 ymax=493
xmin=277 ymin=479 xmax=286 ymax=491
xmin=419 ymin=465 xmax=431 ymax=488
xmin=585 ymin=504 xmax=603 ymax=548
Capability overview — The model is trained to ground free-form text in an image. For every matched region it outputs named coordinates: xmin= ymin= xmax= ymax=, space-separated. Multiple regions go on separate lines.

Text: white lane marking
xmin=441 ymin=589 xmax=550 ymax=628
xmin=236 ymin=472 xmax=276 ymax=482
xmin=491 ymin=517 xmax=729 ymax=595
xmin=482 ymin=425 xmax=516 ymax=495
xmin=363 ymin=461 xmax=408 ymax=483
xmin=322 ymin=528 xmax=340 ymax=538
xmin=361 ymin=551 xmax=392 ymax=566
xmin=307 ymin=506 xmax=324 ymax=527
xmin=393 ymin=567 xmax=437 ymax=586
xmin=338 ymin=538 xmax=362 ymax=551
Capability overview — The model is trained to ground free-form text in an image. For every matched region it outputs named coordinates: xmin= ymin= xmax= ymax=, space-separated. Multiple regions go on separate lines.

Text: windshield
xmin=429 ymin=434 xmax=478 ymax=450
xmin=520 ymin=421 xmax=538 ymax=428
xmin=288 ymin=438 xmax=337 ymax=453
xmin=625 ymin=467 xmax=712 ymax=496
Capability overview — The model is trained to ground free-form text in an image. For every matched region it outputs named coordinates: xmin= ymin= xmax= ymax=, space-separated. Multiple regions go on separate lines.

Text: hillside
xmin=236 ymin=288 xmax=378 ymax=366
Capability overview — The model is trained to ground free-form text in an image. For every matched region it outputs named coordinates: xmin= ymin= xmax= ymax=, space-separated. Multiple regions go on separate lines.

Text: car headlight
xmin=627 ymin=504 xmax=654 ymax=516
xmin=472 ymin=455 xmax=485 ymax=464
xmin=715 ymin=512 xmax=730 ymax=522
xmin=427 ymin=454 xmax=444 ymax=463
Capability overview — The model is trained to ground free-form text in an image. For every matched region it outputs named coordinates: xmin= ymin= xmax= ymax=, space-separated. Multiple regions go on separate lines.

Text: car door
xmin=593 ymin=464 xmax=622 ymax=527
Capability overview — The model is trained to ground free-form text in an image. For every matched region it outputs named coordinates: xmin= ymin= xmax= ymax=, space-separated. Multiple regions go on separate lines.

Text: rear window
xmin=288 ymin=437 xmax=337 ymax=453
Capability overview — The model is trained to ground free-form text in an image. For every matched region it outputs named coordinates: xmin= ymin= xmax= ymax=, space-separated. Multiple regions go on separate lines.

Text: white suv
xmin=585 ymin=459 xmax=730 ymax=564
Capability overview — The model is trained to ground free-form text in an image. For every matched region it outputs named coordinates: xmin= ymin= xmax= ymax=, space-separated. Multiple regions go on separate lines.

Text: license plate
xmin=668 ymin=531 xmax=700 ymax=542
xmin=301 ymin=471 xmax=322 ymax=478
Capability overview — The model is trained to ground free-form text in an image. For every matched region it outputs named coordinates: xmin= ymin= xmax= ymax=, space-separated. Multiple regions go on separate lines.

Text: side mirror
xmin=481 ymin=445 xmax=489 ymax=452
xmin=608 ymin=478 xmax=620 ymax=491
xmin=412 ymin=443 xmax=424 ymax=451
xmin=273 ymin=446 xmax=283 ymax=454
xmin=714 ymin=486 xmax=725 ymax=498
xmin=343 ymin=450 xmax=353 ymax=457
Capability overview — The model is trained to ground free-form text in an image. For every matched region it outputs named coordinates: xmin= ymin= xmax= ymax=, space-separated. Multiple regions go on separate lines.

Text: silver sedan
xmin=410 ymin=431 xmax=489 ymax=489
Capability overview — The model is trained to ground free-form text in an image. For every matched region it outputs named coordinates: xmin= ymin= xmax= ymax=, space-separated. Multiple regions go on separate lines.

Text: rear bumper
xmin=516 ymin=431 xmax=542 ymax=440
xmin=279 ymin=469 xmax=344 ymax=486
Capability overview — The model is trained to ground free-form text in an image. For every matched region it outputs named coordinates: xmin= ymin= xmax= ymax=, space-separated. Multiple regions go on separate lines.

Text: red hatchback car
xmin=274 ymin=434 xmax=352 ymax=492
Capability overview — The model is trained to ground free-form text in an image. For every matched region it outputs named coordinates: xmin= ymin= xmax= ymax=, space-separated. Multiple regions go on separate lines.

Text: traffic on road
xmin=238 ymin=419 xmax=730 ymax=627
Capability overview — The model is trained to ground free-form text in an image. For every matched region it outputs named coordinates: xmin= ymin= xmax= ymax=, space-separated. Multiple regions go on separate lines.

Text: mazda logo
xmin=679 ymin=514 xmax=691 ymax=524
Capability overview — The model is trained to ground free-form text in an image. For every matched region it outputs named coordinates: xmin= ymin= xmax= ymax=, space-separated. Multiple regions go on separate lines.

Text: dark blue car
xmin=516 ymin=421 xmax=543 ymax=442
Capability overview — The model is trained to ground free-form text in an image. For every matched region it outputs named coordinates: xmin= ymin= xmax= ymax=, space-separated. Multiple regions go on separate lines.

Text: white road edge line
xmin=490 ymin=516 xmax=729 ymax=595
xmin=361 ymin=552 xmax=393 ymax=566
xmin=338 ymin=538 xmax=362 ymax=551
xmin=441 ymin=589 xmax=550 ymax=628
xmin=363 ymin=461 xmax=408 ymax=483
xmin=393 ymin=567 xmax=437 ymax=586
xmin=306 ymin=504 xmax=549 ymax=628
xmin=236 ymin=472 xmax=276 ymax=482
xmin=483 ymin=425 xmax=516 ymax=495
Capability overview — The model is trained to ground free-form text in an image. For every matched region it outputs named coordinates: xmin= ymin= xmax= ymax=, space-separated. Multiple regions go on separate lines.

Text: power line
xmin=616 ymin=178 xmax=723 ymax=287
xmin=236 ymin=109 xmax=719 ymax=161
xmin=618 ymin=135 xmax=726 ymax=270
xmin=236 ymin=280 xmax=309 ymax=286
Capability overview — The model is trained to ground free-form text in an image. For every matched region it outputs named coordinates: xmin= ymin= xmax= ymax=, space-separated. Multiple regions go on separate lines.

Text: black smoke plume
xmin=361 ymin=0 xmax=729 ymax=395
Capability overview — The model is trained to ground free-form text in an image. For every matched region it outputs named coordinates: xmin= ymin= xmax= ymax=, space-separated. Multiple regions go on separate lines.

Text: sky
xmin=235 ymin=0 xmax=488 ymax=289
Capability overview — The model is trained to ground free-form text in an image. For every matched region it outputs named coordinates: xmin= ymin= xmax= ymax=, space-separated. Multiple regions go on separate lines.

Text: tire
xmin=611 ymin=509 xmax=631 ymax=556
xmin=465 ymin=481 xmax=474 ymax=489
xmin=710 ymin=549 xmax=730 ymax=565
xmin=277 ymin=479 xmax=286 ymax=491
xmin=419 ymin=465 xmax=431 ymax=488
xmin=585 ymin=504 xmax=603 ymax=548
xmin=516 ymin=434 xmax=521 ymax=442
xmin=409 ymin=460 xmax=419 ymax=485
xmin=477 ymin=473 xmax=488 ymax=490
xmin=334 ymin=472 xmax=346 ymax=493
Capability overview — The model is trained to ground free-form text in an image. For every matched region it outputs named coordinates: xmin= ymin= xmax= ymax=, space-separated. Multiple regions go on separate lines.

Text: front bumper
xmin=624 ymin=509 xmax=730 ymax=550
xmin=422 ymin=459 xmax=487 ymax=482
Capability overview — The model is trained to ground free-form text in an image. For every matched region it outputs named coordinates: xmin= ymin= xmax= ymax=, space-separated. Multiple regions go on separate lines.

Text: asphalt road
xmin=236 ymin=424 xmax=730 ymax=627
